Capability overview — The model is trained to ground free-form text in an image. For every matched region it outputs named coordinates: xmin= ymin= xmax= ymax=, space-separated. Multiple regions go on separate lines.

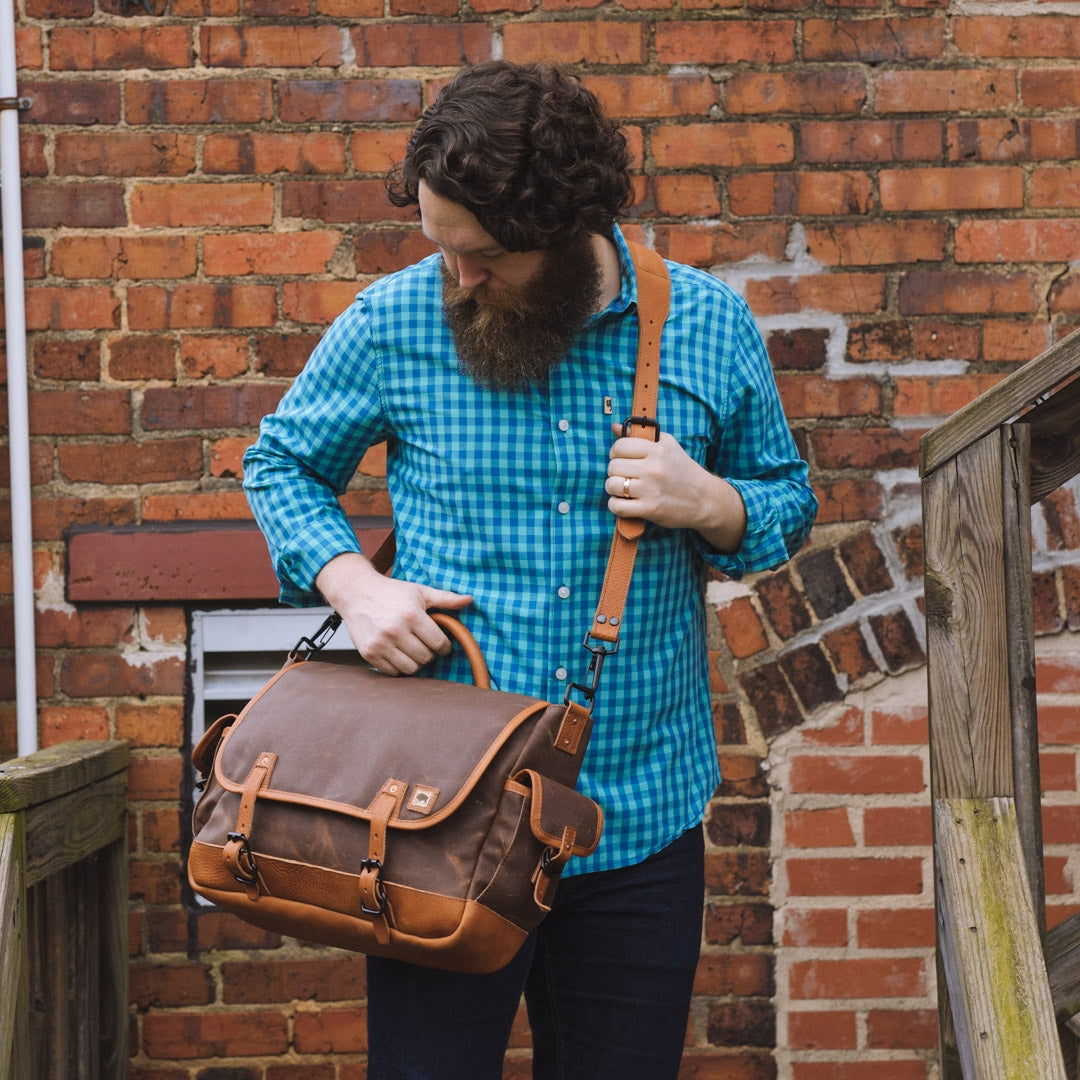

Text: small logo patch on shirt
xmin=603 ymin=396 xmax=613 ymax=415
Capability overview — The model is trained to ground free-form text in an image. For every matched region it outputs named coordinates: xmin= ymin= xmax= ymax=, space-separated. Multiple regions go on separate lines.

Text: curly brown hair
xmin=386 ymin=62 xmax=633 ymax=252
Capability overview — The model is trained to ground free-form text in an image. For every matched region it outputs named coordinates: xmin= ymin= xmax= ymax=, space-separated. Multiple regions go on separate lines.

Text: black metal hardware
xmin=290 ymin=611 xmax=342 ymax=660
xmin=563 ymin=634 xmax=619 ymax=708
xmin=227 ymin=831 xmax=259 ymax=886
xmin=621 ymin=415 xmax=661 ymax=441
xmin=359 ymin=857 xmax=387 ymax=915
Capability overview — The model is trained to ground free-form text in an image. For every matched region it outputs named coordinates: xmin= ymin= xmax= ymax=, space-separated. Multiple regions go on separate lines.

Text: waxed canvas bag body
xmin=186 ymin=243 xmax=670 ymax=973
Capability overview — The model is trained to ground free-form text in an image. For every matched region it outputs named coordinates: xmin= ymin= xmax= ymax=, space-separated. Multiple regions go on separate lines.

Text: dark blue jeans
xmin=366 ymin=825 xmax=705 ymax=1080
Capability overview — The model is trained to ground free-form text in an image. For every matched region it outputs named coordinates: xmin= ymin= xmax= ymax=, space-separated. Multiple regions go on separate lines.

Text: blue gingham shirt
xmin=243 ymin=226 xmax=817 ymax=875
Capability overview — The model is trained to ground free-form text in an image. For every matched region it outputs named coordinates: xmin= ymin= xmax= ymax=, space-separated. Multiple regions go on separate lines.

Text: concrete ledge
xmin=66 ymin=519 xmax=393 ymax=603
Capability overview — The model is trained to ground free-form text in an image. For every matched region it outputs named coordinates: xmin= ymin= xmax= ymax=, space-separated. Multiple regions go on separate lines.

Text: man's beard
xmin=441 ymin=234 xmax=602 ymax=392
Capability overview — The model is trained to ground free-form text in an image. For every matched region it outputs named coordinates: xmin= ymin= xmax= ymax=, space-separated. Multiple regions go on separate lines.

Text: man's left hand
xmin=605 ymin=423 xmax=747 ymax=554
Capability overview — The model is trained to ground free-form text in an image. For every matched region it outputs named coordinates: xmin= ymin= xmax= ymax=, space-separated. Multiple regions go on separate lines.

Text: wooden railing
xmin=921 ymin=328 xmax=1080 ymax=1079
xmin=0 ymin=740 xmax=129 ymax=1080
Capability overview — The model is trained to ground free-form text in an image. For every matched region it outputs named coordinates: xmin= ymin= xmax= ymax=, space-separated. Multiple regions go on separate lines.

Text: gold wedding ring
xmin=622 ymin=476 xmax=632 ymax=499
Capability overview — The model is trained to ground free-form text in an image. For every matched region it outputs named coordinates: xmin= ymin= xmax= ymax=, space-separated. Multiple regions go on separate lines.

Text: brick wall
xmin=3 ymin=1 xmax=1080 ymax=1077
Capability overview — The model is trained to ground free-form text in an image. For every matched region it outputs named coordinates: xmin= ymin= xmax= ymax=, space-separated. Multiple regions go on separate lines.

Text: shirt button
xmin=555 ymin=667 xmax=568 ymax=681
xmin=557 ymin=585 xmax=570 ymax=599
xmin=557 ymin=419 xmax=570 ymax=432
xmin=557 ymin=501 xmax=570 ymax=515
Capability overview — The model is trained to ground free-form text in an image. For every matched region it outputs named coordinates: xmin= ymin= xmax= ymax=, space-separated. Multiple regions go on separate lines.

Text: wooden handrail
xmin=0 ymin=740 xmax=129 ymax=1080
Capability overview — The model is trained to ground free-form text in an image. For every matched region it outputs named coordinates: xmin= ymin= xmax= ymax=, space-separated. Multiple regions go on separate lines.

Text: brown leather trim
xmin=554 ymin=702 xmax=590 ymax=756
xmin=188 ymin=841 xmax=528 ymax=974
xmin=212 ymin=698 xmax=549 ymax=829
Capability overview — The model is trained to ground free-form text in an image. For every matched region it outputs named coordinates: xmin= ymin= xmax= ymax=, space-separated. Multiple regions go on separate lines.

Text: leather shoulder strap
xmin=586 ymin=240 xmax=670 ymax=649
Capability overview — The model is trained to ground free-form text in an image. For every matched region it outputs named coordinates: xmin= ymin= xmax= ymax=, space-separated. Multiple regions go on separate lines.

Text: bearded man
xmin=242 ymin=61 xmax=817 ymax=1080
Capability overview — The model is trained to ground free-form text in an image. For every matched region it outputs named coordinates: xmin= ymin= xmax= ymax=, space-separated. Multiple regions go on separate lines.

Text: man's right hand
xmin=315 ymin=552 xmax=473 ymax=675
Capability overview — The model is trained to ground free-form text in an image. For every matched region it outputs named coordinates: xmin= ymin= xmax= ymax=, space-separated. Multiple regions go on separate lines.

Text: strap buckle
xmin=621 ymin=415 xmax=661 ymax=441
xmin=563 ymin=634 xmax=619 ymax=709
xmin=359 ymin=857 xmax=388 ymax=915
xmin=226 ymin=831 xmax=259 ymax=886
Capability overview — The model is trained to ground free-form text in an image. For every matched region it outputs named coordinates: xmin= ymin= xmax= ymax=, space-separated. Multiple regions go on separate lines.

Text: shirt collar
xmin=588 ymin=223 xmax=636 ymax=325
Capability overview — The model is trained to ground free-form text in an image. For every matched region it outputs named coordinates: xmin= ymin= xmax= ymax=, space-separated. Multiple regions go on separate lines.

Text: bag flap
xmin=212 ymin=657 xmax=550 ymax=828
xmin=516 ymin=768 xmax=603 ymax=857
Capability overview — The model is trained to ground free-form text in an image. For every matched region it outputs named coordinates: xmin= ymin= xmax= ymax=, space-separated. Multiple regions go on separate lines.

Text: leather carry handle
xmin=294 ymin=242 xmax=670 ymax=710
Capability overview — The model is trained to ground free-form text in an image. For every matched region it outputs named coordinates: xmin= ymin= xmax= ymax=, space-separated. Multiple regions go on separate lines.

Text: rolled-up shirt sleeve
xmin=242 ymin=297 xmax=390 ymax=606
xmin=693 ymin=301 xmax=817 ymax=578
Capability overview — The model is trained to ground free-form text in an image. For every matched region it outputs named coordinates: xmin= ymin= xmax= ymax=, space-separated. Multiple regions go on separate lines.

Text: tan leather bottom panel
xmin=188 ymin=841 xmax=527 ymax=974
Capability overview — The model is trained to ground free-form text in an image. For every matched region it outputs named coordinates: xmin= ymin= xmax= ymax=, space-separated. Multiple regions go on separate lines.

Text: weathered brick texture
xmin=2 ymin=2 xmax=1080 ymax=1077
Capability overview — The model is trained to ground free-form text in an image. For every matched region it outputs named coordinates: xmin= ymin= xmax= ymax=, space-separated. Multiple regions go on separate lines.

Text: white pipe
xmin=0 ymin=0 xmax=37 ymax=757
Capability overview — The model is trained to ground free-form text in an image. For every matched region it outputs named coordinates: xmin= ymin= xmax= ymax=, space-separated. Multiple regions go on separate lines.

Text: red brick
xmin=804 ymin=16 xmax=945 ymax=61
xmin=802 ymin=119 xmax=941 ymax=163
xmin=892 ymin=372 xmax=1006 ymax=415
xmin=51 ymin=235 xmax=198 ymax=281
xmin=867 ymin=1007 xmax=938 ymax=1050
xmin=864 ymin=806 xmax=932 ymax=847
xmin=60 ymin=653 xmax=185 ymax=698
xmin=222 ymin=957 xmax=366 ymax=1003
xmin=705 ymin=901 xmax=773 ymax=947
xmin=126 ymin=78 xmax=273 ymax=124
xmin=652 ymin=222 xmax=788 ymax=267
xmin=29 ymin=389 xmax=130 ymax=434
xmin=585 ymin=73 xmax=717 ymax=118
xmin=350 ymin=23 xmax=492 ymax=66
xmin=957 ymin=219 xmax=1080 ymax=263
xmin=127 ymin=284 xmax=277 ymax=329
xmin=282 ymin=280 xmax=362 ymax=324
xmin=781 ymin=907 xmax=848 ymax=948
xmin=788 ymin=1009 xmax=857 ymax=1050
xmin=293 ymin=1007 xmax=367 ymax=1054
xmin=108 ymin=336 xmax=177 ymax=381
xmin=204 ymin=230 xmax=342 ymax=277
xmin=803 ymin=221 xmax=945 ymax=265
xmin=717 ymin=595 xmax=768 ymax=659
xmin=141 ymin=491 xmax=261 ymax=521
xmin=131 ymin=182 xmax=274 ymax=227
xmin=202 ymin=24 xmax=344 ymax=66
xmin=875 ymin=69 xmax=1014 ymax=113
xmin=278 ymin=79 xmax=421 ymax=123
xmin=142 ymin=1010 xmax=289 ymax=1059
xmin=983 ymin=321 xmax=1051 ymax=363
xmin=20 ymin=79 xmax=122 ymax=125
xmin=1023 ymin=66 xmax=1080 ymax=107
xmin=900 ymin=270 xmax=1038 ymax=315
xmin=141 ymin=384 xmax=284 ymax=430
xmin=776 ymin=376 xmax=882 ymax=420
xmin=953 ymin=15 xmax=1080 ymax=58
xmin=746 ymin=273 xmax=886 ymax=315
xmin=788 ymin=956 xmax=926 ymax=998
xmin=881 ymin=166 xmax=1023 ymax=211
xmin=785 ymin=808 xmax=855 ymax=848
xmin=180 ymin=334 xmax=250 ymax=379
xmin=872 ymin=705 xmax=929 ymax=745
xmin=54 ymin=132 xmax=197 ymax=176
xmin=127 ymin=754 xmax=185 ymax=802
xmin=204 ymin=132 xmax=347 ymax=175
xmin=654 ymin=124 xmax=794 ymax=169
xmin=798 ymin=708 xmax=864 ymax=747
xmin=790 ymin=755 xmax=924 ymax=795
xmin=50 ymin=26 xmax=192 ymax=70
xmin=811 ymin=429 xmax=921 ymax=471
xmin=656 ymin=20 xmax=796 ymax=64
xmin=1039 ymin=704 xmax=1080 ymax=744
xmin=813 ymin=479 xmax=885 ymax=524
xmin=57 ymin=439 xmax=202 ymax=484
xmin=351 ymin=129 xmax=411 ymax=174
xmin=39 ymin=705 xmax=109 ymax=745
xmin=694 ymin=952 xmax=774 ymax=997
xmin=734 ymin=170 xmax=872 ymax=217
xmin=130 ymin=963 xmax=213 ymax=1009
xmin=1032 ymin=165 xmax=1080 ymax=209
xmin=23 ymin=183 xmax=125 ymax=228
xmin=34 ymin=338 xmax=101 ymax=381
xmin=726 ymin=70 xmax=865 ymax=115
xmin=856 ymin=908 xmax=936 ymax=948
xmin=281 ymin=179 xmax=408 ymax=223
xmin=115 ymin=703 xmax=184 ymax=748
